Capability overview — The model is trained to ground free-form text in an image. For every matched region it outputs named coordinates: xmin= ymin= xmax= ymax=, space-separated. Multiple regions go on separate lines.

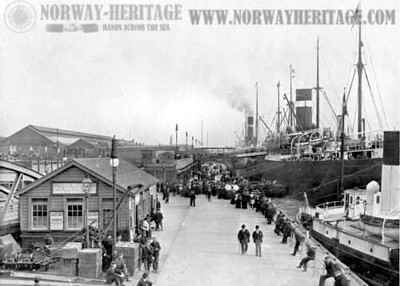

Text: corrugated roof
xmin=30 ymin=125 xmax=112 ymax=142
xmin=73 ymin=158 xmax=158 ymax=189
xmin=176 ymin=158 xmax=193 ymax=170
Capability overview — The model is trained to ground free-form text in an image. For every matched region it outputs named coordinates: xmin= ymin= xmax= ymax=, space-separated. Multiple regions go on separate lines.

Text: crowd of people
xmin=102 ymin=190 xmax=167 ymax=286
xmin=102 ymin=164 xmax=348 ymax=286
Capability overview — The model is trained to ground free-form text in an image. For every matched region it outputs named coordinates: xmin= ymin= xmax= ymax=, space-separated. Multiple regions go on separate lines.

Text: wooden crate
xmin=115 ymin=242 xmax=139 ymax=276
xmin=78 ymin=248 xmax=102 ymax=278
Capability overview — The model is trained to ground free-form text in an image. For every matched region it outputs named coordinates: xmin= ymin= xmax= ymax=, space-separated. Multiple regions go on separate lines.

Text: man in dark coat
xmin=281 ymin=219 xmax=292 ymax=244
xmin=154 ymin=210 xmax=164 ymax=231
xmin=252 ymin=225 xmax=263 ymax=257
xmin=150 ymin=237 xmax=161 ymax=272
xmin=189 ymin=188 xmax=196 ymax=207
xmin=274 ymin=212 xmax=285 ymax=235
xmin=266 ymin=203 xmax=276 ymax=224
xmin=237 ymin=224 xmax=250 ymax=255
xmin=142 ymin=241 xmax=154 ymax=272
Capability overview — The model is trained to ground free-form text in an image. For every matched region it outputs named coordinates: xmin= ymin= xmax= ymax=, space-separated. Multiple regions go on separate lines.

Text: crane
xmin=259 ymin=116 xmax=273 ymax=134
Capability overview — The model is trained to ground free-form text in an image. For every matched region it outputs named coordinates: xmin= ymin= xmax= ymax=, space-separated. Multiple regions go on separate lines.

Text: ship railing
xmin=315 ymin=201 xmax=345 ymax=220
xmin=316 ymin=200 xmax=344 ymax=210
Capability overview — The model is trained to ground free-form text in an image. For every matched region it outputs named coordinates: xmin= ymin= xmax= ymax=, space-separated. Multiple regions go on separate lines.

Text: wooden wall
xmin=19 ymin=165 xmax=153 ymax=247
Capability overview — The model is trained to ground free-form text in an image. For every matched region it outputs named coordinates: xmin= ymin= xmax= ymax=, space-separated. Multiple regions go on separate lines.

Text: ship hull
xmin=234 ymin=158 xmax=382 ymax=206
xmin=310 ymin=223 xmax=399 ymax=286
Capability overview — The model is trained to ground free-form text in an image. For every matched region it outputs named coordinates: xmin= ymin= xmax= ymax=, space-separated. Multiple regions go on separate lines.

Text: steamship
xmin=232 ymin=13 xmax=384 ymax=205
xmin=299 ymin=131 xmax=399 ymax=286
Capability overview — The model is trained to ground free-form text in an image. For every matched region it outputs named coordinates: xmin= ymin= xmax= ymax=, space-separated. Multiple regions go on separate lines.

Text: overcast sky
xmin=0 ymin=0 xmax=399 ymax=146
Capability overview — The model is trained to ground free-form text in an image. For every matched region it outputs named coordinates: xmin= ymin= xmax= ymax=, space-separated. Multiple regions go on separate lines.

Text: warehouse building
xmin=0 ymin=125 xmax=112 ymax=161
xmin=18 ymin=158 xmax=158 ymax=248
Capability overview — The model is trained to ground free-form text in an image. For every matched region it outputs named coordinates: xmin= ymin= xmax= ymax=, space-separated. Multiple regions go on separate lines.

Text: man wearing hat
xmin=237 ymin=224 xmax=250 ymax=255
xmin=252 ymin=225 xmax=263 ymax=257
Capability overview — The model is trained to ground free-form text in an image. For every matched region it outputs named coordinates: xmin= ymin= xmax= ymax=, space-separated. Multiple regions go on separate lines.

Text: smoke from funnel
xmin=226 ymin=86 xmax=253 ymax=114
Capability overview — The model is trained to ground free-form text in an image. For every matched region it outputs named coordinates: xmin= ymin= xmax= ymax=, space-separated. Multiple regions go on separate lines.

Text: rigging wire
xmin=364 ymin=44 xmax=390 ymax=128
xmin=364 ymin=70 xmax=383 ymax=130
xmin=322 ymin=90 xmax=338 ymax=124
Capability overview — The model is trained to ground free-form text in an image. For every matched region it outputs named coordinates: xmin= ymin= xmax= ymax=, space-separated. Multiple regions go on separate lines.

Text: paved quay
xmin=0 ymin=195 xmax=346 ymax=286
xmin=137 ymin=195 xmax=324 ymax=286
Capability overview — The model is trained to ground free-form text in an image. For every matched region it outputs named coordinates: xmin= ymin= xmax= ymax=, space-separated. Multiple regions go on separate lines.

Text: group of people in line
xmin=233 ymin=191 xmax=349 ymax=286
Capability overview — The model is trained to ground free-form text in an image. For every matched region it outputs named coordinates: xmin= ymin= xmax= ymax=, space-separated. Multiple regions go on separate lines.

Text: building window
xmin=66 ymin=199 xmax=83 ymax=230
xmin=376 ymin=196 xmax=380 ymax=204
xmin=102 ymin=209 xmax=113 ymax=230
xmin=32 ymin=199 xmax=48 ymax=229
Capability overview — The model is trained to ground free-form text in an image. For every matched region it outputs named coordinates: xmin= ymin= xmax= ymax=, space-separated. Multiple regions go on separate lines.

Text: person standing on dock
xmin=189 ymin=188 xmax=196 ymax=207
xmin=206 ymin=183 xmax=212 ymax=201
xmin=252 ymin=225 xmax=263 ymax=257
xmin=274 ymin=212 xmax=285 ymax=235
xmin=281 ymin=219 xmax=292 ymax=244
xmin=237 ymin=224 xmax=250 ymax=255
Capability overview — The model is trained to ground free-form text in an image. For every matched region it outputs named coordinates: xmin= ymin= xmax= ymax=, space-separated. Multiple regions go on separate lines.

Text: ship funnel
xmin=381 ymin=131 xmax=400 ymax=215
xmin=245 ymin=113 xmax=254 ymax=146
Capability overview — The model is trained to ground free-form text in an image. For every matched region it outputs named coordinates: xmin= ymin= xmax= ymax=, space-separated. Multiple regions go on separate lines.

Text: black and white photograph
xmin=0 ymin=0 xmax=399 ymax=285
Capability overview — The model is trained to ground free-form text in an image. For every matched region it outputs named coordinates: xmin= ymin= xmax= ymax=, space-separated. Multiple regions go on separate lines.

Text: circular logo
xmin=4 ymin=0 xmax=36 ymax=33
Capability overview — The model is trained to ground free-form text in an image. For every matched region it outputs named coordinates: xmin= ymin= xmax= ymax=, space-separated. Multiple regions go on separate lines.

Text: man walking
xmin=142 ymin=240 xmax=153 ymax=272
xmin=150 ymin=237 xmax=161 ymax=272
xmin=189 ymin=188 xmax=196 ymax=207
xmin=154 ymin=209 xmax=164 ymax=231
xmin=237 ymin=224 xmax=250 ymax=255
xmin=252 ymin=225 xmax=263 ymax=257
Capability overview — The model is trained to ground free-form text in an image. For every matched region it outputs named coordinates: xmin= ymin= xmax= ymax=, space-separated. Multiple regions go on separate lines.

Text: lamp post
xmin=110 ymin=136 xmax=119 ymax=248
xmin=82 ymin=177 xmax=92 ymax=248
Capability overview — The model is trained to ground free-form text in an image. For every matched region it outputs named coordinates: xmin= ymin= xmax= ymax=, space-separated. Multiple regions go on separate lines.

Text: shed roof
xmin=20 ymin=158 xmax=158 ymax=195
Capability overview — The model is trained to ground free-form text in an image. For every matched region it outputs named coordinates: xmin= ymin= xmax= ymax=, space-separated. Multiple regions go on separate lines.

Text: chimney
xmin=380 ymin=131 xmax=400 ymax=215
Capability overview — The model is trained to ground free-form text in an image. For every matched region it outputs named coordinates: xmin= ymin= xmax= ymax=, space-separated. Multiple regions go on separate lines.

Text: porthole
xmin=348 ymin=240 xmax=351 ymax=245
xmin=370 ymin=248 xmax=373 ymax=253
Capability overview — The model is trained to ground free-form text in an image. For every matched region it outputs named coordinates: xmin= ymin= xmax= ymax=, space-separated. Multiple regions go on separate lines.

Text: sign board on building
xmin=88 ymin=211 xmax=98 ymax=228
xmin=296 ymin=88 xmax=312 ymax=101
xmin=50 ymin=211 xmax=64 ymax=230
xmin=52 ymin=183 xmax=96 ymax=195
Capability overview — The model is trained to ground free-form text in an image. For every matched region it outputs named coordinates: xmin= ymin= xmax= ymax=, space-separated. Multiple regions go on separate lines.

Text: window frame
xmin=31 ymin=198 xmax=49 ymax=231
xmin=65 ymin=198 xmax=84 ymax=231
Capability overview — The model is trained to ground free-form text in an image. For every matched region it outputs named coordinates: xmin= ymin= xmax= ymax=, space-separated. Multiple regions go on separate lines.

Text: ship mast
xmin=255 ymin=81 xmax=259 ymax=146
xmin=316 ymin=37 xmax=320 ymax=129
xmin=356 ymin=9 xmax=364 ymax=139
xmin=277 ymin=81 xmax=281 ymax=146
xmin=338 ymin=89 xmax=346 ymax=199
